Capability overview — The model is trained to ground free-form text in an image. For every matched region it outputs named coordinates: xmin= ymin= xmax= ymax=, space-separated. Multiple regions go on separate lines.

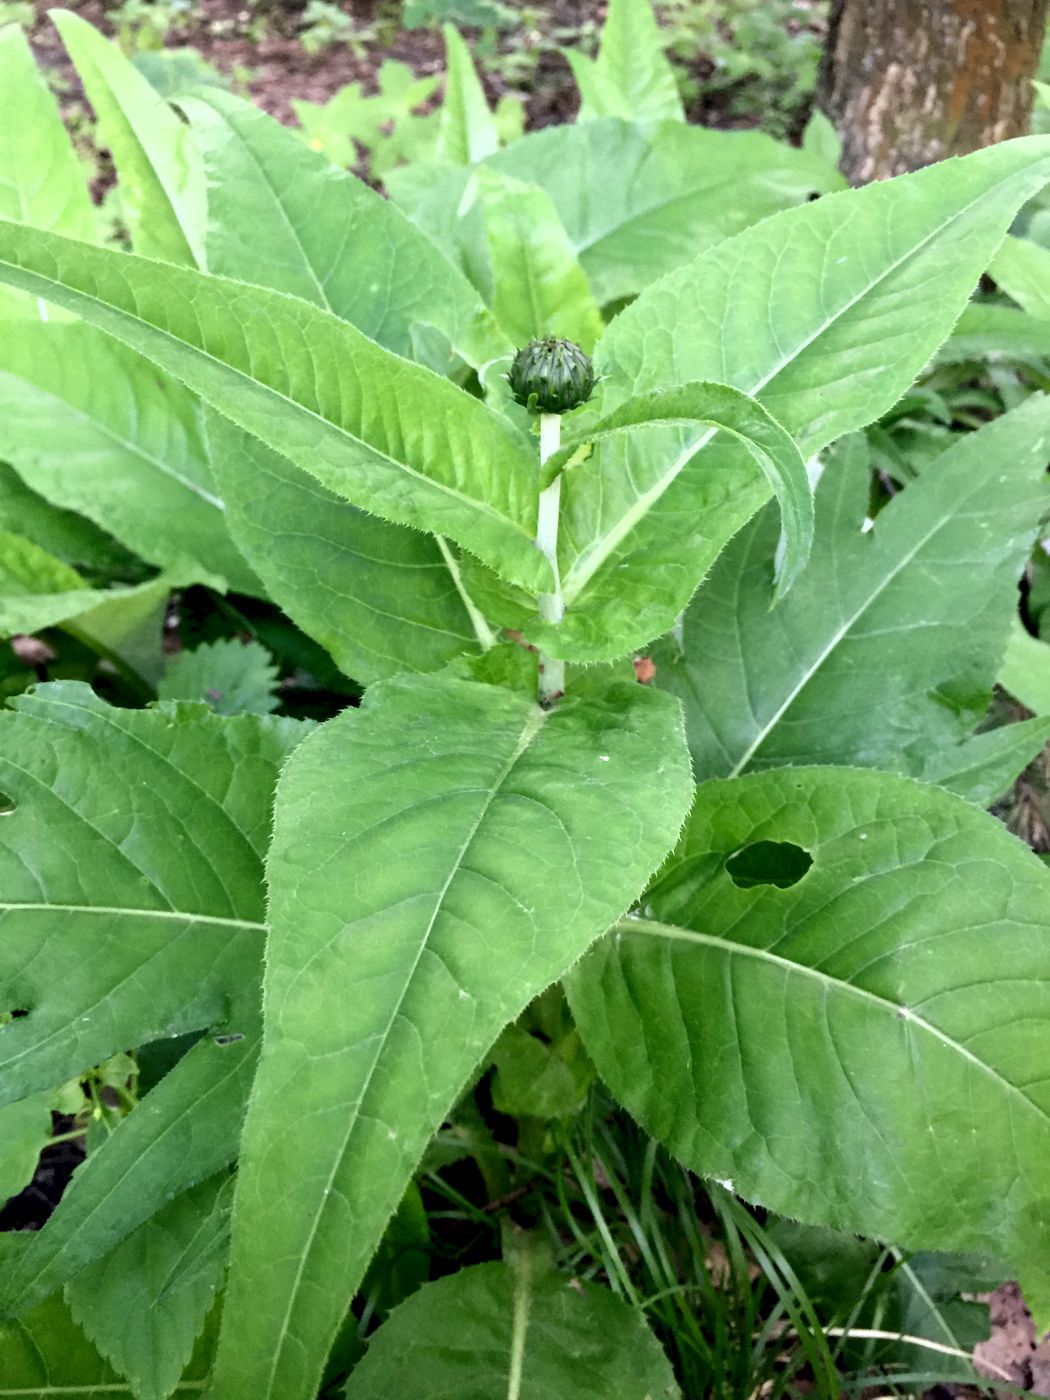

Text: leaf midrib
xmin=620 ymin=915 xmax=1050 ymax=1127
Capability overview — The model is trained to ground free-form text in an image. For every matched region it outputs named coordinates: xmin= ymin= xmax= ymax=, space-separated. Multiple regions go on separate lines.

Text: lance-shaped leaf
xmin=653 ymin=401 xmax=1050 ymax=780
xmin=53 ymin=9 xmax=205 ymax=267
xmin=344 ymin=1260 xmax=681 ymax=1399
xmin=471 ymin=167 xmax=604 ymax=351
xmin=545 ymin=137 xmax=1050 ymax=660
xmin=437 ymin=24 xmax=500 ymax=165
xmin=0 ymin=23 xmax=94 ymax=318
xmin=0 ymin=682 xmax=304 ymax=1104
xmin=567 ymin=767 xmax=1050 ymax=1288
xmin=210 ymin=674 xmax=693 ymax=1400
xmin=207 ymin=415 xmax=487 ymax=685
xmin=0 ymin=223 xmax=550 ymax=594
xmin=184 ymin=87 xmax=507 ymax=371
xmin=532 ymin=382 xmax=811 ymax=651
xmin=567 ymin=0 xmax=684 ymax=124
xmin=0 ymin=323 xmax=259 ymax=592
xmin=389 ymin=118 xmax=843 ymax=307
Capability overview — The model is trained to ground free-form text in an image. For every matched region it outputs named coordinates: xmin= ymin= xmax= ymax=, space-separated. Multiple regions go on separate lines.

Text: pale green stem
xmin=536 ymin=413 xmax=565 ymax=704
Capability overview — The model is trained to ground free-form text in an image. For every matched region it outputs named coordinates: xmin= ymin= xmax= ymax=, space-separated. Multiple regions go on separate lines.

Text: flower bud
xmin=508 ymin=337 xmax=595 ymax=415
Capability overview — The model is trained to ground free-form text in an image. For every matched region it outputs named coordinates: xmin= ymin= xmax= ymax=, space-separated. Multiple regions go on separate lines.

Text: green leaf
xmin=490 ymin=1023 xmax=590 ymax=1120
xmin=653 ymin=402 xmax=1050 ymax=779
xmin=921 ymin=717 xmax=1050 ymax=806
xmin=567 ymin=0 xmax=683 ymax=124
xmin=0 ymin=223 xmax=550 ymax=596
xmin=551 ymin=138 xmax=1050 ymax=660
xmin=184 ymin=87 xmax=507 ymax=371
xmin=0 ymin=681 xmax=303 ymax=1105
xmin=0 ymin=1093 xmax=51 ymax=1204
xmin=0 ymin=1288 xmax=213 ymax=1398
xmin=210 ymin=674 xmax=693 ymax=1400
xmin=801 ymin=108 xmax=842 ymax=168
xmin=206 ymin=415 xmax=487 ymax=684
xmin=0 ymin=684 xmax=306 ymax=1317
xmin=0 ymin=463 xmax=134 ymax=576
xmin=52 ymin=9 xmax=205 ymax=266
xmin=568 ymin=766 xmax=1050 ymax=1285
xmin=0 ymin=323 xmax=259 ymax=592
xmin=159 ymin=638 xmax=280 ymax=715
xmin=66 ymin=1177 xmax=226 ymax=1400
xmin=438 ymin=25 xmax=500 ymax=165
xmin=533 ymin=382 xmax=812 ymax=645
xmin=989 ymin=233 xmax=1050 ymax=318
xmin=0 ymin=530 xmax=164 ymax=640
xmin=0 ymin=23 xmax=94 ymax=318
xmin=472 ymin=167 xmax=604 ymax=351
xmin=343 ymin=1259 xmax=681 ymax=1399
xmin=1001 ymin=619 xmax=1050 ymax=713
xmin=2 ymin=1034 xmax=257 ymax=1319
xmin=389 ymin=118 xmax=844 ymax=307
xmin=939 ymin=302 xmax=1050 ymax=364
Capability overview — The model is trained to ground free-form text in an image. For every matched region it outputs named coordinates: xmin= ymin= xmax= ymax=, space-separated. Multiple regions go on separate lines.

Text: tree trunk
xmin=818 ymin=0 xmax=1050 ymax=184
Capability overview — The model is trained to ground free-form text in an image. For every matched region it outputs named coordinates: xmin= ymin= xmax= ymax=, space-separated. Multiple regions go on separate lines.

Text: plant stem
xmin=536 ymin=413 xmax=565 ymax=705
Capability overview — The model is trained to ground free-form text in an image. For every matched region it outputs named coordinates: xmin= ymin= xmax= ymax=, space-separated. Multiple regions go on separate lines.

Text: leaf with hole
xmin=568 ymin=766 xmax=1050 ymax=1287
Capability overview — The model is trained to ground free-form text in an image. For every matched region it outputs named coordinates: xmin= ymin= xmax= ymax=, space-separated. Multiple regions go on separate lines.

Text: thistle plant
xmin=2 ymin=4 xmax=1050 ymax=1398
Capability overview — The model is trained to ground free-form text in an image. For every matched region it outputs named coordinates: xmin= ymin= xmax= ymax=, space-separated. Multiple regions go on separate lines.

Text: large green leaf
xmin=389 ymin=118 xmax=844 ymax=307
xmin=66 ymin=1176 xmax=227 ymax=1400
xmin=0 ymin=223 xmax=550 ymax=594
xmin=210 ymin=674 xmax=693 ymax=1400
xmin=566 ymin=0 xmax=683 ymax=124
xmin=567 ymin=766 xmax=1050 ymax=1287
xmin=437 ymin=24 xmax=500 ymax=165
xmin=0 ymin=23 xmax=94 ymax=318
xmin=207 ymin=415 xmax=487 ymax=684
xmin=545 ymin=138 xmax=1050 ymax=660
xmin=0 ymin=683 xmax=305 ymax=1316
xmin=653 ymin=402 xmax=1050 ymax=779
xmin=343 ymin=1260 xmax=681 ymax=1399
xmin=0 ymin=323 xmax=259 ymax=591
xmin=53 ymin=9 xmax=205 ymax=266
xmin=0 ymin=682 xmax=302 ymax=1103
xmin=184 ymin=86 xmax=507 ymax=371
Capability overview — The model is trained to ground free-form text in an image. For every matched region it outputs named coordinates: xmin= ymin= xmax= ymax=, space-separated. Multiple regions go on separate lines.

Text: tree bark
xmin=819 ymin=0 xmax=1050 ymax=184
